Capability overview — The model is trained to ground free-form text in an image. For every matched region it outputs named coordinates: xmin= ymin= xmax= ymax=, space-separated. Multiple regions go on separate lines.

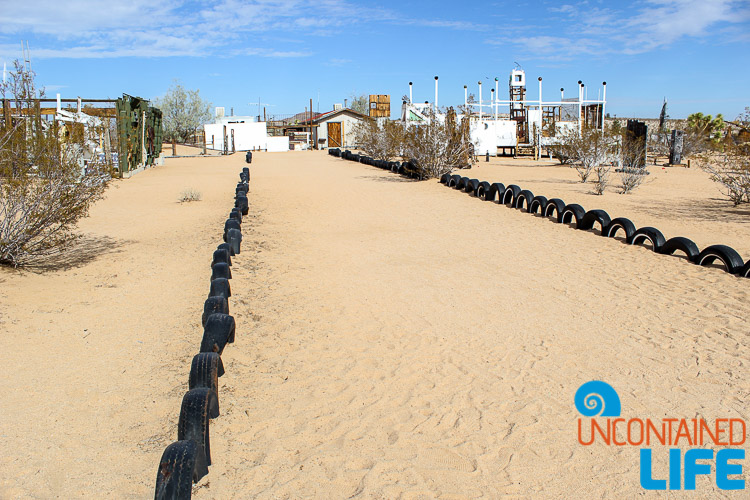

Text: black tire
xmin=217 ymin=242 xmax=234 ymax=258
xmin=741 ymin=260 xmax=750 ymax=278
xmin=210 ymin=262 xmax=232 ymax=281
xmin=579 ymin=209 xmax=611 ymax=233
xmin=514 ymin=190 xmax=534 ymax=212
xmin=202 ymin=296 xmax=229 ymax=328
xmin=659 ymin=237 xmax=700 ymax=262
xmin=631 ymin=227 xmax=666 ymax=252
xmin=208 ymin=278 xmax=231 ymax=300
xmin=235 ymin=196 xmax=248 ymax=216
xmin=488 ymin=183 xmax=505 ymax=203
xmin=561 ymin=204 xmax=586 ymax=228
xmin=502 ymin=185 xmax=521 ymax=206
xmin=603 ymin=217 xmax=636 ymax=243
xmin=466 ymin=179 xmax=480 ymax=195
xmin=239 ymin=173 xmax=248 ymax=183
xmin=189 ymin=353 xmax=223 ymax=418
xmin=439 ymin=173 xmax=450 ymax=184
xmin=544 ymin=198 xmax=566 ymax=221
xmin=227 ymin=228 xmax=242 ymax=255
xmin=200 ymin=313 xmax=236 ymax=354
xmin=229 ymin=210 xmax=242 ymax=224
xmin=529 ymin=195 xmax=548 ymax=215
xmin=178 ymin=388 xmax=218 ymax=466
xmin=456 ymin=177 xmax=469 ymax=190
xmin=476 ymin=181 xmax=491 ymax=199
xmin=242 ymin=166 xmax=250 ymax=174
xmin=448 ymin=174 xmax=460 ymax=187
xmin=236 ymin=182 xmax=248 ymax=193
xmin=211 ymin=249 xmax=231 ymax=267
xmin=223 ymin=219 xmax=241 ymax=242
xmin=154 ymin=440 xmax=208 ymax=500
xmin=696 ymin=245 xmax=744 ymax=275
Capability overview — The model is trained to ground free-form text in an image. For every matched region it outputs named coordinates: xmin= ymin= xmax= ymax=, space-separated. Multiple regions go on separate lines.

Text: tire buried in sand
xmin=696 ymin=244 xmax=745 ymax=275
xmin=178 ymin=388 xmax=219 ymax=466
xmin=154 ymin=440 xmax=208 ymax=499
xmin=659 ymin=237 xmax=700 ymax=262
xmin=631 ymin=227 xmax=666 ymax=253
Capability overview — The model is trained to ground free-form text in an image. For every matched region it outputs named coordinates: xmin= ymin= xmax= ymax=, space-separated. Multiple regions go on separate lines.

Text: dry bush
xmin=555 ymin=126 xmax=615 ymax=184
xmin=354 ymin=118 xmax=404 ymax=161
xmin=178 ymin=188 xmax=202 ymax=203
xmin=0 ymin=60 xmax=109 ymax=267
xmin=591 ymin=165 xmax=611 ymax=195
xmin=699 ymin=144 xmax=750 ymax=206
xmin=618 ymin=129 xmax=649 ymax=194
xmin=401 ymin=107 xmax=475 ymax=179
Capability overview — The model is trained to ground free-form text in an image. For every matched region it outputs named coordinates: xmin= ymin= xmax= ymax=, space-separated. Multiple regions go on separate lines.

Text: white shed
xmin=310 ymin=108 xmax=368 ymax=149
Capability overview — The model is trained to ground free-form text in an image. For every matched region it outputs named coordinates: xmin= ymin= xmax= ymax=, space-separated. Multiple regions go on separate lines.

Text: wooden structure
xmin=368 ymin=95 xmax=390 ymax=118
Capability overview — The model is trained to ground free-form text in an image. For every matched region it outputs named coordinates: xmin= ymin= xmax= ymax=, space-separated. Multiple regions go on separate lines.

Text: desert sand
xmin=0 ymin=150 xmax=748 ymax=498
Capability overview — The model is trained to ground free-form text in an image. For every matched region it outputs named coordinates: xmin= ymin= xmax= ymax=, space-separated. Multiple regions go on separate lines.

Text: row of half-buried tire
xmin=436 ymin=172 xmax=750 ymax=278
xmin=329 ymin=148 xmax=426 ymax=179
xmin=153 ymin=166 xmax=250 ymax=500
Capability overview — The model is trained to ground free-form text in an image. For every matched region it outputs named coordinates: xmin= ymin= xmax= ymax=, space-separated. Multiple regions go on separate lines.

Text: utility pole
xmin=310 ymin=97 xmax=314 ymax=150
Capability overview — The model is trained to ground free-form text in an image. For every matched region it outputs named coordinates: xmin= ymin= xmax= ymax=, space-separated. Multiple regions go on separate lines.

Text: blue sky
xmin=1 ymin=0 xmax=748 ymax=119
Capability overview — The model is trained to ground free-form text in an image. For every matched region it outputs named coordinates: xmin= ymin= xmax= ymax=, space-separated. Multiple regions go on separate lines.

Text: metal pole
xmin=601 ymin=82 xmax=607 ymax=132
xmin=491 ymin=89 xmax=496 ymax=120
xmin=434 ymin=76 xmax=439 ymax=112
xmin=478 ymin=81 xmax=482 ymax=122
xmin=495 ymin=77 xmax=499 ymax=119
xmin=409 ymin=82 xmax=413 ymax=103
xmin=578 ymin=81 xmax=583 ymax=132
xmin=464 ymin=85 xmax=467 ymax=109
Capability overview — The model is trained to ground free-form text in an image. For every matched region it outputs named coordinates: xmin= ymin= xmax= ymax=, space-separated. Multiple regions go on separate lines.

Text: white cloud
xmin=0 ymin=0 xmax=492 ymax=60
xmin=492 ymin=0 xmax=748 ymax=59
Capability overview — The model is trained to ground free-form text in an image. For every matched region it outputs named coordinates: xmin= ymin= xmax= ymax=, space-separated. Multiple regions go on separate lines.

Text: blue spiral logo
xmin=574 ymin=381 xmax=621 ymax=417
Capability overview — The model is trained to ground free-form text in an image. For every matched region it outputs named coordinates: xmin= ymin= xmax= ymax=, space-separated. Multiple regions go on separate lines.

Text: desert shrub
xmin=555 ymin=126 xmax=615 ymax=184
xmin=178 ymin=188 xmax=202 ymax=203
xmin=0 ymin=60 xmax=109 ymax=267
xmin=354 ymin=118 xmax=405 ymax=161
xmin=699 ymin=144 xmax=750 ymax=206
xmin=618 ymin=129 xmax=649 ymax=194
xmin=401 ymin=107 xmax=475 ymax=179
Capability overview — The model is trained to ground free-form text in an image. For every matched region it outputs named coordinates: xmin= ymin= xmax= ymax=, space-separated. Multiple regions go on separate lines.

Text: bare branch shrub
xmin=354 ymin=118 xmax=404 ymax=161
xmin=401 ymin=107 xmax=475 ymax=179
xmin=618 ymin=129 xmax=649 ymax=194
xmin=592 ymin=165 xmax=611 ymax=195
xmin=178 ymin=188 xmax=202 ymax=203
xmin=0 ymin=60 xmax=109 ymax=267
xmin=555 ymin=126 xmax=615 ymax=183
xmin=699 ymin=144 xmax=750 ymax=206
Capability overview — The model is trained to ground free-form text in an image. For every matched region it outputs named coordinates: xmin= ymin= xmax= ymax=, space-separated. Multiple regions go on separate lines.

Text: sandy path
xmin=206 ymin=152 xmax=749 ymax=498
xmin=0 ymin=151 xmax=747 ymax=498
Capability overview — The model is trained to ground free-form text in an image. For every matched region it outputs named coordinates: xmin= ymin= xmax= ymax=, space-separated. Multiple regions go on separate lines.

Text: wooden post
xmin=172 ymin=139 xmax=176 ymax=156
xmin=202 ymin=130 xmax=207 ymax=155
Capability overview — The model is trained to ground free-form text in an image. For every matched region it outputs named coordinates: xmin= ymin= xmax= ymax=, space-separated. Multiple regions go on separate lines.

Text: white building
xmin=204 ymin=115 xmax=289 ymax=153
xmin=309 ymin=108 xmax=368 ymax=149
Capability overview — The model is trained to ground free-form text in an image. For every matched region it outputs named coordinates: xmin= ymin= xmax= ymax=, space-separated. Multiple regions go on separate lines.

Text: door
xmin=327 ymin=122 xmax=342 ymax=148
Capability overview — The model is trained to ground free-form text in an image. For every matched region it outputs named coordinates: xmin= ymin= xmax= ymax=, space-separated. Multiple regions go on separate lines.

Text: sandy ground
xmin=0 ymin=150 xmax=748 ymax=498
